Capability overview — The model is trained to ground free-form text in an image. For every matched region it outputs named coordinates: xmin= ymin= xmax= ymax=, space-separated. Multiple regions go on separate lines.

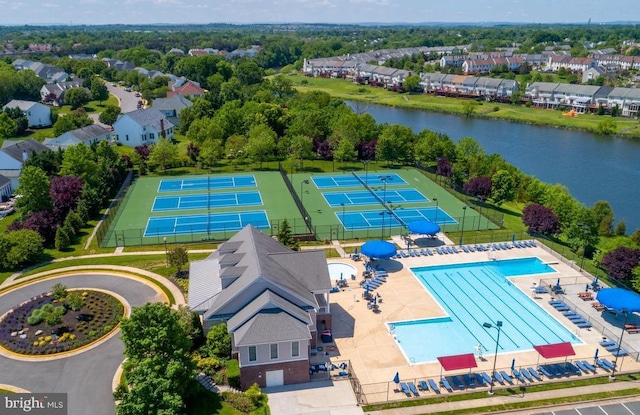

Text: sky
xmin=0 ymin=0 xmax=638 ymax=26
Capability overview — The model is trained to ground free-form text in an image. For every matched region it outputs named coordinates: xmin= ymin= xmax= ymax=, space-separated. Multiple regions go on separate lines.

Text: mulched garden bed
xmin=0 ymin=290 xmax=125 ymax=355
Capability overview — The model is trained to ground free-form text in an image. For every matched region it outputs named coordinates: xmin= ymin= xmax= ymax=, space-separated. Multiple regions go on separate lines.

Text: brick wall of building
xmin=240 ymin=359 xmax=309 ymax=390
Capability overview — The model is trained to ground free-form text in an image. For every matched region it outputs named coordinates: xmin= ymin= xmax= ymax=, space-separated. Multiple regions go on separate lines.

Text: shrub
xmin=197 ymin=356 xmax=222 ymax=376
xmin=88 ymin=330 xmax=97 ymax=338
xmin=245 ymin=383 xmax=261 ymax=405
xmin=52 ymin=283 xmax=67 ymax=300
xmin=66 ymin=291 xmax=84 ymax=311
xmin=222 ymin=392 xmax=255 ymax=413
xmin=226 ymin=359 xmax=240 ymax=389
xmin=493 ymin=106 xmax=499 ymax=112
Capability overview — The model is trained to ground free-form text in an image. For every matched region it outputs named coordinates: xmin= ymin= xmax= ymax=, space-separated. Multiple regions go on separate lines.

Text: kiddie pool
xmin=327 ymin=262 xmax=357 ymax=281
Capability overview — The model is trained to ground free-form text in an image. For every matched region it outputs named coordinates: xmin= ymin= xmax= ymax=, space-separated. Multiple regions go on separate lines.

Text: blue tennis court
xmin=337 ymin=207 xmax=456 ymax=231
xmin=312 ymin=173 xmax=406 ymax=189
xmin=158 ymin=175 xmax=256 ymax=192
xmin=323 ymin=189 xmax=427 ymax=207
xmin=152 ymin=191 xmax=263 ymax=212
xmin=144 ymin=211 xmax=270 ymax=237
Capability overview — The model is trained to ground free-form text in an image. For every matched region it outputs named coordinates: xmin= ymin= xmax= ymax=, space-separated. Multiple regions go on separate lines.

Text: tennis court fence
xmin=95 ymin=170 xmax=134 ymax=248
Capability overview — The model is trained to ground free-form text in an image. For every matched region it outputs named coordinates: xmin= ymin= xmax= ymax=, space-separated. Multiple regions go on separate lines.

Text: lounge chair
xmin=412 ymin=250 xmax=421 ymax=257
xmin=420 ymin=249 xmax=428 ymax=256
xmin=435 ymin=247 xmax=443 ymax=254
xmin=408 ymin=381 xmax=419 ymax=396
xmin=462 ymin=374 xmax=475 ymax=387
xmin=500 ymin=371 xmax=514 ymax=384
xmin=580 ymin=360 xmax=597 ymax=372
xmin=565 ymin=362 xmax=581 ymax=376
xmin=521 ymin=368 xmax=533 ymax=382
xmin=527 ymin=367 xmax=542 ymax=381
xmin=450 ymin=376 xmax=465 ymax=390
xmin=529 ymin=240 xmax=537 ymax=247
xmin=612 ymin=349 xmax=628 ymax=357
xmin=426 ymin=248 xmax=434 ymax=256
xmin=563 ymin=311 xmax=578 ymax=316
xmin=399 ymin=382 xmax=411 ymax=396
xmin=446 ymin=246 xmax=454 ymax=254
xmin=440 ymin=378 xmax=453 ymax=392
xmin=575 ymin=321 xmax=592 ymax=328
xmin=428 ymin=379 xmax=440 ymax=393
xmin=600 ymin=359 xmax=616 ymax=370
xmin=475 ymin=373 xmax=487 ymax=386
xmin=468 ymin=245 xmax=476 ymax=252
xmin=400 ymin=250 xmax=410 ymax=258
xmin=538 ymin=365 xmax=554 ymax=378
xmin=552 ymin=364 xmax=569 ymax=376
xmin=480 ymin=372 xmax=493 ymax=385
xmin=604 ymin=343 xmax=621 ymax=352
xmin=492 ymin=371 xmax=504 ymax=383
xmin=462 ymin=246 xmax=469 ymax=253
xmin=418 ymin=380 xmax=429 ymax=391
xmin=567 ymin=314 xmax=585 ymax=321
xmin=512 ymin=369 xmax=525 ymax=383
xmin=452 ymin=246 xmax=459 ymax=253
xmin=575 ymin=360 xmax=590 ymax=373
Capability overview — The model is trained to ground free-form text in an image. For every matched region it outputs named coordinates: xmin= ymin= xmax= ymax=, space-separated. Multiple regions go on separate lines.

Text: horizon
xmin=1 ymin=0 xmax=638 ymax=26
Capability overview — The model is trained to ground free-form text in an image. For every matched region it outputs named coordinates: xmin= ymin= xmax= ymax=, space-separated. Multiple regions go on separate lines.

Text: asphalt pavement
xmin=0 ymin=273 xmax=161 ymax=415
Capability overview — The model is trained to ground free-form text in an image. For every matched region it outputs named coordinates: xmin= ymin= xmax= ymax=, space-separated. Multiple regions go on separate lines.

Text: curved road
xmin=106 ymin=83 xmax=141 ymax=113
xmin=0 ymin=273 xmax=162 ymax=415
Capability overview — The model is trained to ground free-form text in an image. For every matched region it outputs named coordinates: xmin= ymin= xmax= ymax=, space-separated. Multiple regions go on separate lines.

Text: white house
xmin=2 ymin=100 xmax=52 ymax=128
xmin=44 ymin=124 xmax=111 ymax=150
xmin=112 ymin=109 xmax=174 ymax=147
xmin=0 ymin=139 xmax=49 ymax=189
xmin=0 ymin=174 xmax=12 ymax=201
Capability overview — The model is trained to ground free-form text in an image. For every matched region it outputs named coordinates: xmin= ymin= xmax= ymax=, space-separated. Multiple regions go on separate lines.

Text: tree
xmin=50 ymin=175 xmax=84 ymax=218
xmin=463 ymin=177 xmax=492 ymax=201
xmin=596 ymin=118 xmax=617 ymax=135
xmin=202 ymin=323 xmax=232 ymax=359
xmin=235 ymin=59 xmax=265 ymax=86
xmin=403 ymin=75 xmax=421 ymax=92
xmin=168 ymin=246 xmax=189 ymax=275
xmin=277 ymin=219 xmax=299 ymax=251
xmin=98 ymin=105 xmax=121 ymax=125
xmin=591 ymin=200 xmax=614 ymax=236
xmin=0 ymin=112 xmax=17 ymax=138
xmin=116 ymin=303 xmax=195 ymax=415
xmin=245 ymin=124 xmax=276 ymax=168
xmin=65 ymin=87 xmax=91 ymax=110
xmin=53 ymin=110 xmax=93 ymax=136
xmin=3 ymin=107 xmax=29 ymax=135
xmin=199 ymin=139 xmax=224 ymax=170
xmin=522 ymin=204 xmax=561 ymax=235
xmin=149 ymin=137 xmax=178 ymax=171
xmin=60 ymin=143 xmax=96 ymax=183
xmin=186 ymin=117 xmax=224 ymax=145
xmin=601 ymin=246 xmax=640 ymax=280
xmin=436 ymin=157 xmax=453 ymax=183
xmin=490 ymin=169 xmax=516 ymax=205
xmin=376 ymin=124 xmax=413 ymax=165
xmin=0 ymin=229 xmax=44 ymax=270
xmin=54 ymin=226 xmax=71 ymax=251
xmin=52 ymin=283 xmax=68 ymax=300
xmin=11 ymin=210 xmax=60 ymax=245
xmin=333 ymin=138 xmax=357 ymax=166
xmin=461 ymin=100 xmax=478 ymax=117
xmin=15 ymin=166 xmax=52 ymax=215
xmin=90 ymin=78 xmax=109 ymax=103
xmin=66 ymin=291 xmax=84 ymax=311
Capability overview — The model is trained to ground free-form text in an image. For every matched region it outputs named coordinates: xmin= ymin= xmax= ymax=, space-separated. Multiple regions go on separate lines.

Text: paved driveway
xmin=265 ymin=380 xmax=363 ymax=415
xmin=0 ymin=273 xmax=161 ymax=415
xmin=106 ymin=84 xmax=140 ymax=113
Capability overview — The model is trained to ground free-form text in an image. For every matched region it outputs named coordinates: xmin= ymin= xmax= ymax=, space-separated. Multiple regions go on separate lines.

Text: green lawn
xmin=54 ymin=93 xmax=119 ymax=115
xmin=288 ymin=75 xmax=640 ymax=138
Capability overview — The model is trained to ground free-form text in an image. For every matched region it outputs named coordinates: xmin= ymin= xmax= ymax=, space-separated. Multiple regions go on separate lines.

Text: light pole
xmin=207 ymin=173 xmax=211 ymax=239
xmin=163 ymin=237 xmax=168 ymax=266
xmin=341 ymin=203 xmax=346 ymax=240
xmin=483 ymin=320 xmax=503 ymax=395
xmin=379 ymin=211 xmax=387 ymax=239
xmin=379 ymin=175 xmax=392 ymax=208
xmin=362 ymin=160 xmax=370 ymax=185
xmin=300 ymin=179 xmax=309 ymax=205
xmin=433 ymin=198 xmax=438 ymax=225
xmin=610 ymin=309 xmax=628 ymax=380
xmin=459 ymin=206 xmax=467 ymax=246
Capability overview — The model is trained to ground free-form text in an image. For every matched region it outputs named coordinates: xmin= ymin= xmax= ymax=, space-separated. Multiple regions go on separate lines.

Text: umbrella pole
xmin=610 ymin=310 xmax=628 ymax=380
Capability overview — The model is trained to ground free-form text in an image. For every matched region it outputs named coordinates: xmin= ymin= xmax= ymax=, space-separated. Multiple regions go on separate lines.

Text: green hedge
xmin=226 ymin=359 xmax=240 ymax=389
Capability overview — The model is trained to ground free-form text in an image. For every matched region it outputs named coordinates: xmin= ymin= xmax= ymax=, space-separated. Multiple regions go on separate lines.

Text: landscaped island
xmin=0 ymin=284 xmax=124 ymax=355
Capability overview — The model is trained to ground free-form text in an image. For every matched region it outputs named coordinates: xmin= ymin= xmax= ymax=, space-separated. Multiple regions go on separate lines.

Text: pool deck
xmin=321 ymin=236 xmax=640 ymax=401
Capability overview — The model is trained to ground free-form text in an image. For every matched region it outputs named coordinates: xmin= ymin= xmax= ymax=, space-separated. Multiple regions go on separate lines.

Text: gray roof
xmin=190 ymin=225 xmax=330 ymax=342
xmin=122 ymin=109 xmax=174 ymax=131
xmin=0 ymin=174 xmax=10 ymax=187
xmin=1 ymin=139 xmax=49 ymax=163
xmin=151 ymin=95 xmax=193 ymax=112
xmin=60 ymin=124 xmax=110 ymax=142
xmin=227 ymin=290 xmax=311 ymax=333
xmin=554 ymin=84 xmax=600 ymax=95
xmin=233 ymin=311 xmax=311 ymax=346
xmin=2 ymin=100 xmax=41 ymax=111
xmin=188 ymin=258 xmax=221 ymax=313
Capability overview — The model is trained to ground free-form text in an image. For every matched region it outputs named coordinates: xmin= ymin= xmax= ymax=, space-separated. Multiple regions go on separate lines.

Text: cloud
xmin=350 ymin=0 xmax=389 ymax=4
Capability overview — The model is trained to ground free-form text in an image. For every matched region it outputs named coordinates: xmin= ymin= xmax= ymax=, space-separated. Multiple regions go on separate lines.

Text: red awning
xmin=437 ymin=353 xmax=478 ymax=371
xmin=533 ymin=342 xmax=576 ymax=359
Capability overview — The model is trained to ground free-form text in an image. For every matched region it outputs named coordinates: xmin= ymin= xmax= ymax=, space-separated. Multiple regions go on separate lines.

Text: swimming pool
xmin=327 ymin=262 xmax=357 ymax=281
xmin=390 ymin=257 xmax=582 ymax=364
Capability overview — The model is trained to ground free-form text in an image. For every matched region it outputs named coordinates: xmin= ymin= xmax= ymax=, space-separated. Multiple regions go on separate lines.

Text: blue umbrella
xmin=393 ymin=372 xmax=400 ymax=384
xmin=586 ymin=283 xmax=590 ymax=292
xmin=594 ymin=348 xmax=599 ymax=361
xmin=597 ymin=288 xmax=640 ymax=313
xmin=593 ymin=275 xmax=599 ymax=285
xmin=511 ymin=358 xmax=515 ymax=371
xmin=408 ymin=220 xmax=440 ymax=235
xmin=361 ymin=240 xmax=397 ymax=259
xmin=556 ymin=278 xmax=561 ymax=287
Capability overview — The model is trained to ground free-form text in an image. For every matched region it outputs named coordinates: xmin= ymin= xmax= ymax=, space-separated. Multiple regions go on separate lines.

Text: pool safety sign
xmin=1 ymin=394 xmax=67 ymax=414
